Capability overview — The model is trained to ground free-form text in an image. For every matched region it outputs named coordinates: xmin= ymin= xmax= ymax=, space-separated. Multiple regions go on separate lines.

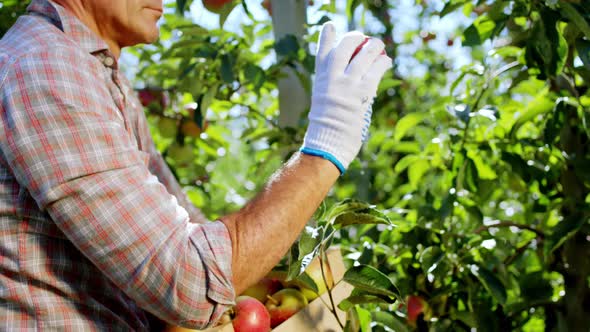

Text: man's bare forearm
xmin=220 ymin=152 xmax=340 ymax=295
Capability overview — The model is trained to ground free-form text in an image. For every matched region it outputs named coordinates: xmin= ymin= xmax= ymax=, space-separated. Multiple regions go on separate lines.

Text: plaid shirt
xmin=0 ymin=0 xmax=235 ymax=330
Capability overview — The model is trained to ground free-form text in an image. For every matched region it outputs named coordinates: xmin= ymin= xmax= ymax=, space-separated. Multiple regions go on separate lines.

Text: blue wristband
xmin=300 ymin=147 xmax=346 ymax=175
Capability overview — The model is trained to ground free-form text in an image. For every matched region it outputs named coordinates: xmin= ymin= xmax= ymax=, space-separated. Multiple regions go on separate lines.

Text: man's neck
xmin=51 ymin=0 xmax=121 ymax=58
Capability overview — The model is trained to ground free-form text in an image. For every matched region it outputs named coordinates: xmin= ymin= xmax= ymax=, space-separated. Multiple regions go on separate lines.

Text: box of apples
xmin=165 ymin=247 xmax=351 ymax=332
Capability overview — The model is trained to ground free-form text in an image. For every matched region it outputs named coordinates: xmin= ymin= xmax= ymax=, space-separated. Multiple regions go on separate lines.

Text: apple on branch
xmin=265 ymin=288 xmax=308 ymax=328
xmin=406 ymin=295 xmax=429 ymax=326
xmin=202 ymin=0 xmax=234 ymax=14
xmin=241 ymin=277 xmax=283 ymax=303
xmin=269 ymin=256 xmax=335 ymax=302
xmin=137 ymin=87 xmax=168 ymax=112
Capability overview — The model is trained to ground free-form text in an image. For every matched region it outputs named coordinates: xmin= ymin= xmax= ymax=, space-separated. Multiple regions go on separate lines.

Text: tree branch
xmin=474 ymin=221 xmax=544 ymax=238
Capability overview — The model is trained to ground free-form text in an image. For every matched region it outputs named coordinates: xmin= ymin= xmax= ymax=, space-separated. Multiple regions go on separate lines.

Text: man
xmin=0 ymin=0 xmax=391 ymax=330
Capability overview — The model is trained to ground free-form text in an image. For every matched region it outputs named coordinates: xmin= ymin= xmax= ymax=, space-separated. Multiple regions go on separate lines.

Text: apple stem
xmin=266 ymin=295 xmax=279 ymax=306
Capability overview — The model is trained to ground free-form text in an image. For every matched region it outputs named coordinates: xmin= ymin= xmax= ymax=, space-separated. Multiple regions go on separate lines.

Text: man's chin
xmin=145 ymin=32 xmax=160 ymax=44
xmin=132 ymin=28 xmax=160 ymax=46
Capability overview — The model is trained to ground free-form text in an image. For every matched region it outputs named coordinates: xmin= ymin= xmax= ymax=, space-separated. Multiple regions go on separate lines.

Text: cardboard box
xmin=272 ymin=247 xmax=350 ymax=332
xmin=168 ymin=247 xmax=351 ymax=332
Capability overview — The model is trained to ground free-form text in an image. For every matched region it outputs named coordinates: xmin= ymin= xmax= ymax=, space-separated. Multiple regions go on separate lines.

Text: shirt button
xmin=104 ymin=57 xmax=114 ymax=67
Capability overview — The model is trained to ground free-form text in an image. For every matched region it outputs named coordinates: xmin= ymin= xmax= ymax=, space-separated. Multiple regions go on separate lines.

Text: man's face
xmin=88 ymin=0 xmax=163 ymax=48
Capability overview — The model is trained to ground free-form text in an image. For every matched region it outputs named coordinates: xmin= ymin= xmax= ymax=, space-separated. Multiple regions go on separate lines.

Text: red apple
xmin=202 ymin=0 xmax=233 ymax=13
xmin=407 ymin=295 xmax=426 ymax=324
xmin=262 ymin=0 xmax=272 ymax=15
xmin=265 ymin=288 xmax=308 ymax=328
xmin=232 ymin=296 xmax=271 ymax=332
xmin=137 ymin=88 xmax=168 ymax=111
xmin=180 ymin=120 xmax=209 ymax=138
xmin=419 ymin=31 xmax=436 ymax=43
xmin=241 ymin=277 xmax=283 ymax=303
xmin=138 ymin=89 xmax=156 ymax=107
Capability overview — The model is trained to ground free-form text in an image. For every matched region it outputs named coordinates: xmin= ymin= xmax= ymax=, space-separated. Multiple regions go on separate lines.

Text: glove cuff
xmin=301 ymin=121 xmax=360 ymax=175
xmin=300 ymin=147 xmax=346 ymax=175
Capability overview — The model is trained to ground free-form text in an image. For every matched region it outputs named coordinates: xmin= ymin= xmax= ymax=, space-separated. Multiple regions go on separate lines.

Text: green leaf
xmin=525 ymin=10 xmax=568 ymax=79
xmin=462 ymin=157 xmax=479 ymax=192
xmin=378 ymin=78 xmax=403 ymax=92
xmin=501 ymin=151 xmax=543 ymax=183
xmin=220 ymin=53 xmax=234 ymax=84
xmin=356 ymin=306 xmax=372 ymax=332
xmin=547 ymin=215 xmax=587 ymax=254
xmin=372 ymin=311 xmax=410 ymax=332
xmin=420 ymin=246 xmax=445 ymax=275
xmin=450 ymin=309 xmax=477 ymax=327
xmin=576 ymin=38 xmax=590 ymax=69
xmin=241 ymin=0 xmax=254 ymax=21
xmin=338 ymin=294 xmax=393 ymax=311
xmin=394 ymin=155 xmax=420 ymax=173
xmin=467 ymin=150 xmax=497 ymax=180
xmin=176 ymin=0 xmax=187 ymax=14
xmin=325 ymin=199 xmax=371 ymax=220
xmin=333 ymin=208 xmax=392 ymax=228
xmin=469 ymin=264 xmax=507 ymax=304
xmin=344 ymin=308 xmax=359 ymax=332
xmin=509 ymin=87 xmax=553 ymax=138
xmin=519 ymin=272 xmax=554 ymax=303
xmin=287 ymin=225 xmax=324 ymax=279
xmin=463 ymin=24 xmax=481 ymax=47
xmin=543 ymin=99 xmax=567 ymax=144
xmin=462 ymin=16 xmax=496 ymax=47
xmin=243 ymin=63 xmax=266 ymax=92
xmin=344 ymin=306 xmax=372 ymax=332
xmin=274 ymin=34 xmax=300 ymax=58
xmin=560 ymin=2 xmax=590 ymax=39
xmin=294 ymin=271 xmax=319 ymax=293
xmin=218 ymin=1 xmax=239 ymax=28
xmin=343 ymin=265 xmax=401 ymax=299
xmin=394 ymin=113 xmax=426 ymax=141
xmin=440 ymin=0 xmax=468 ymax=18
xmin=408 ymin=159 xmax=430 ymax=189
xmin=200 ymin=83 xmax=219 ymax=117
xmin=326 ymin=199 xmax=391 ymax=228
xmin=346 ymin=0 xmax=362 ymax=22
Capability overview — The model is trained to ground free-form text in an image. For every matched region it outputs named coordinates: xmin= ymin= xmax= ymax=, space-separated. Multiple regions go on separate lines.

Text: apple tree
xmin=138 ymin=1 xmax=589 ymax=331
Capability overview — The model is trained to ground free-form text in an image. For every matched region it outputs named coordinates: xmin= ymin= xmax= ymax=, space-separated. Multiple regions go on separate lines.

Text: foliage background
xmin=2 ymin=0 xmax=589 ymax=331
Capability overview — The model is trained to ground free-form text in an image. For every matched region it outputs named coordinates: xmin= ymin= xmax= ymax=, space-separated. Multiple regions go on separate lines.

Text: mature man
xmin=0 ymin=0 xmax=391 ymax=330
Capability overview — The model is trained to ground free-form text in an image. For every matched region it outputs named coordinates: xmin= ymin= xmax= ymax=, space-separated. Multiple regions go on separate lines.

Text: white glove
xmin=301 ymin=22 xmax=393 ymax=174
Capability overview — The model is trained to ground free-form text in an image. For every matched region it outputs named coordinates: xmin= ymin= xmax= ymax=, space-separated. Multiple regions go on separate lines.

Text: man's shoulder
xmin=0 ymin=16 xmax=97 ymax=89
xmin=0 ymin=14 xmax=91 ymax=70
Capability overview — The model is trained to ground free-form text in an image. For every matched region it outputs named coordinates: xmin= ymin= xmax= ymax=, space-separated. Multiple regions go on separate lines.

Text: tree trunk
xmin=558 ymin=102 xmax=590 ymax=331
xmin=270 ymin=0 xmax=310 ymax=128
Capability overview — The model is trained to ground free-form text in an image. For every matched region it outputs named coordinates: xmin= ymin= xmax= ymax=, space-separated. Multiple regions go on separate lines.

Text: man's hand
xmin=301 ymin=22 xmax=393 ymax=174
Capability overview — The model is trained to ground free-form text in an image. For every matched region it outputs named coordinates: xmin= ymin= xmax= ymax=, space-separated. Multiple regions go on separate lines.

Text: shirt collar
xmin=26 ymin=0 xmax=111 ymax=57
